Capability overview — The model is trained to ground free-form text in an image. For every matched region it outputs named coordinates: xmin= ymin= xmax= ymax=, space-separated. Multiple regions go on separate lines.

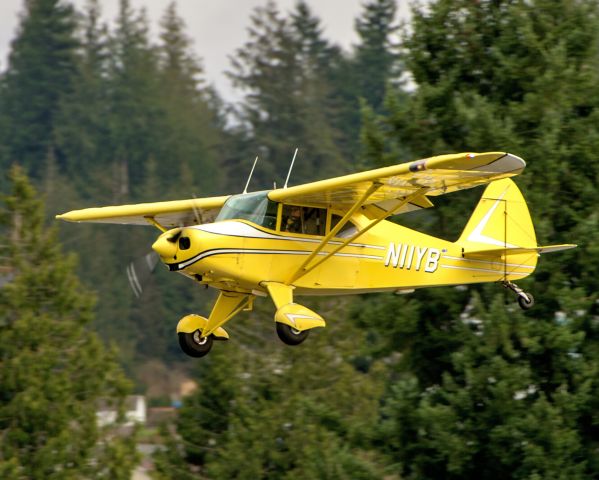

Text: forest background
xmin=0 ymin=0 xmax=598 ymax=478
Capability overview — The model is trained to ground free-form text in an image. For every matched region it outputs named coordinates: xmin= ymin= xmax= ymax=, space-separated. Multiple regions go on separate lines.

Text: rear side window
xmin=330 ymin=214 xmax=358 ymax=238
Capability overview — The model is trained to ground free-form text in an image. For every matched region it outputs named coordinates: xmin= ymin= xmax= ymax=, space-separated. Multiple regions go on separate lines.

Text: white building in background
xmin=97 ymin=395 xmax=147 ymax=427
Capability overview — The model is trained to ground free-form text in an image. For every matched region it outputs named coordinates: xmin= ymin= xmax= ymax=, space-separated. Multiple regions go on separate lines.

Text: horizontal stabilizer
xmin=465 ymin=244 xmax=577 ymax=257
xmin=534 ymin=244 xmax=577 ymax=254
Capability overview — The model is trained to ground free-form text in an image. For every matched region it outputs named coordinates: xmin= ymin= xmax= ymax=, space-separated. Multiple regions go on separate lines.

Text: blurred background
xmin=0 ymin=0 xmax=597 ymax=479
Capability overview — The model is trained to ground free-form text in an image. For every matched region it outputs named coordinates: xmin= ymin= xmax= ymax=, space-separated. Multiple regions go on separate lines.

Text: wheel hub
xmin=193 ymin=330 xmax=208 ymax=345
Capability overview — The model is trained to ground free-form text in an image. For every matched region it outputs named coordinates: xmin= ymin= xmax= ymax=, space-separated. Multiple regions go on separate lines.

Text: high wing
xmin=269 ymin=152 xmax=525 ymax=215
xmin=57 ymin=195 xmax=229 ymax=229
xmin=57 ymin=152 xmax=522 ymax=229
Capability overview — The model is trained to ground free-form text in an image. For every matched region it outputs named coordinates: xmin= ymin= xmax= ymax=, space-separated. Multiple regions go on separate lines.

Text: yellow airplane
xmin=57 ymin=152 xmax=575 ymax=357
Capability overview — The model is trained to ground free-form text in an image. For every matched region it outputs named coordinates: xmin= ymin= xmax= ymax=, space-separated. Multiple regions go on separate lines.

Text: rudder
xmin=458 ymin=178 xmax=538 ymax=256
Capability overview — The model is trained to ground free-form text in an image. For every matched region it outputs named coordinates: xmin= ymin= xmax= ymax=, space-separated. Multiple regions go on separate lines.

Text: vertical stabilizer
xmin=457 ymin=178 xmax=538 ymax=259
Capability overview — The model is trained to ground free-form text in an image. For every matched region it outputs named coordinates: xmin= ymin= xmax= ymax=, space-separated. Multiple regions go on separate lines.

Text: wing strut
xmin=288 ymin=187 xmax=429 ymax=284
xmin=144 ymin=216 xmax=167 ymax=232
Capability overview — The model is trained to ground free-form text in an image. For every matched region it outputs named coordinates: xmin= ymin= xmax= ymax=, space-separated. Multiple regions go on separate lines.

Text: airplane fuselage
xmin=153 ymin=214 xmax=537 ymax=296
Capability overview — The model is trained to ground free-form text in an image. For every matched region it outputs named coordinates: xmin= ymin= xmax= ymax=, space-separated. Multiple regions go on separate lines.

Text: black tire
xmin=517 ymin=293 xmax=535 ymax=310
xmin=276 ymin=323 xmax=309 ymax=346
xmin=178 ymin=330 xmax=213 ymax=357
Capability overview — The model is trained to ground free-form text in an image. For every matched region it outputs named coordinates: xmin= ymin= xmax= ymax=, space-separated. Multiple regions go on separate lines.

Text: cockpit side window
xmin=281 ymin=205 xmax=326 ymax=236
xmin=216 ymin=192 xmax=278 ymax=229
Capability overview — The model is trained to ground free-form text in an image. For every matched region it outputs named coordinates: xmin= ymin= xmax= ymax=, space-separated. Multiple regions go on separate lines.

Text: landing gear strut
xmin=503 ymin=280 xmax=534 ymax=310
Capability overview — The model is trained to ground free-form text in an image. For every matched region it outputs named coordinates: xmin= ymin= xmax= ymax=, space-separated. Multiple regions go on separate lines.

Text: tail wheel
xmin=518 ymin=293 xmax=535 ymax=310
xmin=276 ymin=323 xmax=309 ymax=346
xmin=178 ymin=330 xmax=213 ymax=357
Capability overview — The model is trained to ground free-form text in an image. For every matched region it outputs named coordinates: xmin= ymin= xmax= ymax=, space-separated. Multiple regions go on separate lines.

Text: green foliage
xmin=227 ymin=1 xmax=348 ymax=186
xmin=331 ymin=0 xmax=405 ymax=161
xmin=354 ymin=0 xmax=401 ymax=112
xmin=151 ymin=1 xmax=225 ymax=197
xmin=357 ymin=0 xmax=599 ymax=477
xmin=0 ymin=167 xmax=137 ymax=479
xmin=0 ymin=0 xmax=227 ymax=368
xmin=155 ymin=300 xmax=389 ymax=479
xmin=1 ymin=0 xmax=598 ymax=477
xmin=0 ymin=0 xmax=78 ymax=178
xmin=379 ymin=295 xmax=594 ymax=479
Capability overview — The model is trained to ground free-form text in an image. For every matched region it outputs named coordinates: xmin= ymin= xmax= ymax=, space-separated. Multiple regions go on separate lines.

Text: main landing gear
xmin=276 ymin=322 xmax=310 ymax=346
xmin=503 ymin=280 xmax=535 ymax=310
xmin=176 ymin=285 xmax=326 ymax=358
xmin=176 ymin=292 xmax=250 ymax=358
xmin=178 ymin=330 xmax=214 ymax=358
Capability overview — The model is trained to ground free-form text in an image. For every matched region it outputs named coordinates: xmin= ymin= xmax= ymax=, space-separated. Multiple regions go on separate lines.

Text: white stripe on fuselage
xmin=176 ymin=248 xmax=383 ymax=270
xmin=192 ymin=221 xmax=385 ymax=250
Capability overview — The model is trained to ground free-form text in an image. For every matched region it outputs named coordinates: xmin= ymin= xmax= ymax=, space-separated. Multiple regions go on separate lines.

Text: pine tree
xmin=228 ymin=1 xmax=347 ymax=187
xmin=0 ymin=0 xmax=79 ymax=177
xmin=289 ymin=1 xmax=349 ymax=179
xmin=0 ymin=166 xmax=138 ymax=479
xmin=328 ymin=0 xmax=403 ymax=161
xmin=155 ymin=1 xmax=224 ymax=196
xmin=356 ymin=0 xmax=599 ymax=476
xmin=379 ymin=294 xmax=595 ymax=479
xmin=380 ymin=0 xmax=599 ymax=236
xmin=354 ymin=0 xmax=400 ymax=113
xmin=54 ymin=0 xmax=112 ymax=196
xmin=154 ymin=299 xmax=389 ymax=479
xmin=106 ymin=0 xmax=162 ymax=200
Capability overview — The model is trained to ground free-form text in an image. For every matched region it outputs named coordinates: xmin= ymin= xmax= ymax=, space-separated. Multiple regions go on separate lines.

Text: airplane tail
xmin=456 ymin=178 xmax=575 ymax=277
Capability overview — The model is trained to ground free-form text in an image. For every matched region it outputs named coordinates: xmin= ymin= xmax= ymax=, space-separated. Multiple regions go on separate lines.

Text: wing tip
xmin=505 ymin=152 xmax=526 ymax=169
xmin=469 ymin=152 xmax=526 ymax=174
xmin=56 ymin=211 xmax=87 ymax=223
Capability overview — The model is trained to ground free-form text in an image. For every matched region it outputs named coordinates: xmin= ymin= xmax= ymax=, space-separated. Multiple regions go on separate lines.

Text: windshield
xmin=216 ymin=191 xmax=278 ymax=229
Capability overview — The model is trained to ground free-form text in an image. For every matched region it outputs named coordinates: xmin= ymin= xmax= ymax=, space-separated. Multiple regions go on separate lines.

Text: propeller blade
xmin=127 ymin=251 xmax=159 ymax=298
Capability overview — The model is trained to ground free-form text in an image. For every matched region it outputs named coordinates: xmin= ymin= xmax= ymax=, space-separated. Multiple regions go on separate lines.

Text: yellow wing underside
xmin=269 ymin=152 xmax=525 ymax=213
xmin=57 ymin=152 xmax=525 ymax=227
xmin=57 ymin=196 xmax=229 ymax=228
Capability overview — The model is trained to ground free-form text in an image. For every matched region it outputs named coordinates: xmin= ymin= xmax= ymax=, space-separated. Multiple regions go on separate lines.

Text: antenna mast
xmin=243 ymin=156 xmax=259 ymax=194
xmin=284 ymin=148 xmax=299 ymax=189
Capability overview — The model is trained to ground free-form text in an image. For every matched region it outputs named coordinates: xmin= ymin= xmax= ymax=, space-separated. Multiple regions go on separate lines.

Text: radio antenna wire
xmin=243 ymin=156 xmax=259 ymax=194
xmin=284 ymin=148 xmax=299 ymax=189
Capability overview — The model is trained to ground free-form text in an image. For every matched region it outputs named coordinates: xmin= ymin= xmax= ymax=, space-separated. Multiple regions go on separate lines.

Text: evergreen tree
xmin=289 ymin=1 xmax=349 ymax=179
xmin=155 ymin=1 xmax=224 ymax=196
xmin=0 ymin=0 xmax=79 ymax=177
xmin=356 ymin=0 xmax=599 ymax=477
xmin=329 ymin=0 xmax=403 ymax=160
xmin=0 ymin=166 xmax=137 ymax=479
xmin=106 ymin=0 xmax=161 ymax=201
xmin=354 ymin=0 xmax=400 ymax=113
xmin=379 ymin=294 xmax=595 ymax=479
xmin=377 ymin=0 xmax=599 ymax=237
xmin=54 ymin=0 xmax=112 ymax=198
xmin=228 ymin=1 xmax=347 ymax=187
xmin=154 ymin=300 xmax=389 ymax=479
